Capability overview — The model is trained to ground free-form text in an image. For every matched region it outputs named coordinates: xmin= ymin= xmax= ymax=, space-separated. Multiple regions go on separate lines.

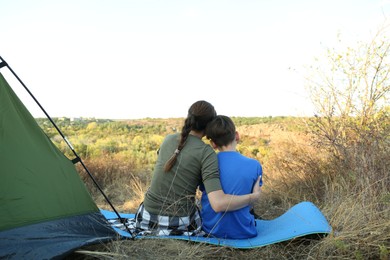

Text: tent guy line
xmin=0 ymin=56 xmax=133 ymax=237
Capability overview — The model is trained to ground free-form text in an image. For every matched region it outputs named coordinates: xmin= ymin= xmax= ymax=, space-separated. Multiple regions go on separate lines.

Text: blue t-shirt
xmin=200 ymin=151 xmax=262 ymax=239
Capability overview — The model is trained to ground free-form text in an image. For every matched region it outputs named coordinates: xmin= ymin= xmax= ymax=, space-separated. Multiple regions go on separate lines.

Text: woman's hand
xmin=250 ymin=176 xmax=262 ymax=205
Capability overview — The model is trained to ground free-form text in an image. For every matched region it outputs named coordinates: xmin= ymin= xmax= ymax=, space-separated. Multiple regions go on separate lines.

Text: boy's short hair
xmin=206 ymin=115 xmax=236 ymax=147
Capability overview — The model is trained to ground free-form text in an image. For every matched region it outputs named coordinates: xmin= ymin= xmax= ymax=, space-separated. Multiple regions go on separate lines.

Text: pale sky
xmin=1 ymin=0 xmax=389 ymax=119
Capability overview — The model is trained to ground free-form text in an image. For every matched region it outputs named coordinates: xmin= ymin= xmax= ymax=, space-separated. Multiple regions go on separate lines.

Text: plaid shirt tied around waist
xmin=135 ymin=203 xmax=203 ymax=236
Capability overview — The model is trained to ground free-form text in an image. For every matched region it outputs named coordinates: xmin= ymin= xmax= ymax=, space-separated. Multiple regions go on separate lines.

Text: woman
xmin=135 ymin=100 xmax=261 ymax=236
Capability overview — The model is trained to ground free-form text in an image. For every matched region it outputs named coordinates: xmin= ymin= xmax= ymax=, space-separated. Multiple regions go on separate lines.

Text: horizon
xmin=33 ymin=114 xmax=300 ymax=121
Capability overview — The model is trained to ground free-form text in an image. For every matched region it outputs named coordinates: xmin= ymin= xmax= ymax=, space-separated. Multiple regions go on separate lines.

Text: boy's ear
xmin=210 ymin=140 xmax=218 ymax=149
xmin=235 ymin=131 xmax=240 ymax=142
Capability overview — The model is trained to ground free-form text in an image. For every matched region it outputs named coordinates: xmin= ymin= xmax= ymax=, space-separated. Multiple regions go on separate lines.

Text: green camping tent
xmin=0 ymin=66 xmax=118 ymax=259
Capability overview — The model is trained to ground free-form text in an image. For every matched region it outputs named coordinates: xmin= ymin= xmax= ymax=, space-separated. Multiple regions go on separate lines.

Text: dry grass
xmin=68 ymin=236 xmax=329 ymax=259
xmin=67 ymin=119 xmax=389 ymax=259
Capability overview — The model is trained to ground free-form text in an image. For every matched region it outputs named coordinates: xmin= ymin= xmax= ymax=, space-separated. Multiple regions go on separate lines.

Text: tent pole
xmin=0 ymin=56 xmax=136 ymax=238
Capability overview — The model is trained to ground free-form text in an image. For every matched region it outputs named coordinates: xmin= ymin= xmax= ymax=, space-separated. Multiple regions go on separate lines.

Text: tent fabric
xmin=0 ymin=212 xmax=117 ymax=259
xmin=0 ymin=72 xmax=98 ymax=230
xmin=0 ymin=72 xmax=117 ymax=259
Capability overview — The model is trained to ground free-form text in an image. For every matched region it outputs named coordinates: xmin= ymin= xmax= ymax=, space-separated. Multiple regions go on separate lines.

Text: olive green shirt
xmin=143 ymin=133 xmax=222 ymax=216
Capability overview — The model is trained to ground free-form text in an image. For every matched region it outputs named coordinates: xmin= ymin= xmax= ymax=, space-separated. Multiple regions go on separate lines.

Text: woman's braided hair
xmin=164 ymin=100 xmax=216 ymax=172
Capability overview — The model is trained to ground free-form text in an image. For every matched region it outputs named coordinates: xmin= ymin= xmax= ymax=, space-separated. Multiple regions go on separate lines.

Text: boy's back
xmin=200 ymin=151 xmax=262 ymax=239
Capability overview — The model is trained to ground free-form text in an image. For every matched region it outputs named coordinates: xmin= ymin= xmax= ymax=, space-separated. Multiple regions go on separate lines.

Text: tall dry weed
xmin=250 ymin=115 xmax=390 ymax=259
xmin=77 ymin=155 xmax=150 ymax=212
xmin=255 ymin=125 xmax=330 ymax=217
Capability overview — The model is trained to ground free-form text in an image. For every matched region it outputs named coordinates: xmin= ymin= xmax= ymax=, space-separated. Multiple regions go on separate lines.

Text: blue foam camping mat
xmin=100 ymin=201 xmax=331 ymax=249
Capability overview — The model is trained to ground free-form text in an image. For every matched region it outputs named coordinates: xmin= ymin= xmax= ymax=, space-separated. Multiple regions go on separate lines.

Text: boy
xmin=200 ymin=115 xmax=263 ymax=239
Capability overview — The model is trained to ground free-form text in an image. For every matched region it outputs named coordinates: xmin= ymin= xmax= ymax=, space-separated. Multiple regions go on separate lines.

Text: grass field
xmin=59 ymin=116 xmax=389 ymax=259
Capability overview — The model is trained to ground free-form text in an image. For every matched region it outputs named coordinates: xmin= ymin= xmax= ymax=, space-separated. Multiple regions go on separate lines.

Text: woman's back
xmin=143 ymin=133 xmax=220 ymax=216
